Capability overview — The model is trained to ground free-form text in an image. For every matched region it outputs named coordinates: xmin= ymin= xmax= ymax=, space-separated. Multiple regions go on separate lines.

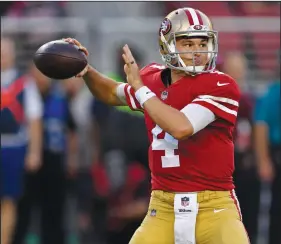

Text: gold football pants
xmin=130 ymin=190 xmax=250 ymax=244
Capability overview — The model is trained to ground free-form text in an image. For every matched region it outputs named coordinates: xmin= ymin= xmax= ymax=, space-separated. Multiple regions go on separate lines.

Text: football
xmin=33 ymin=40 xmax=88 ymax=80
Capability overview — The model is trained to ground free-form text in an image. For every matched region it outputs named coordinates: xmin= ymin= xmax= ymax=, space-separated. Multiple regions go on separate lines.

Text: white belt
xmin=174 ymin=193 xmax=199 ymax=244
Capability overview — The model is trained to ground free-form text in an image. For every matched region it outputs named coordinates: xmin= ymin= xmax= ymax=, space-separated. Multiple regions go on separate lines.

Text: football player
xmin=65 ymin=7 xmax=249 ymax=244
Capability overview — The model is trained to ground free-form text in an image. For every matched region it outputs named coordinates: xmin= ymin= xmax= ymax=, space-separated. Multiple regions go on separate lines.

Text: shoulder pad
xmin=210 ymin=70 xmax=235 ymax=82
xmin=140 ymin=63 xmax=166 ymax=77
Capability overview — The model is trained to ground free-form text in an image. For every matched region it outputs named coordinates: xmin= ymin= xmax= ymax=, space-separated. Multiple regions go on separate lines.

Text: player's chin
xmin=183 ymin=62 xmax=205 ymax=67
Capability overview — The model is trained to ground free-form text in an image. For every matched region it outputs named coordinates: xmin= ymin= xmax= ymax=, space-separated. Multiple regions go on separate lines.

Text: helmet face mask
xmin=159 ymin=8 xmax=218 ymax=75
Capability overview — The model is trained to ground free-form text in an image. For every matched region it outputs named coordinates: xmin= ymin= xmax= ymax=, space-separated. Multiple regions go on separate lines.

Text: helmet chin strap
xmin=176 ymin=53 xmax=205 ymax=73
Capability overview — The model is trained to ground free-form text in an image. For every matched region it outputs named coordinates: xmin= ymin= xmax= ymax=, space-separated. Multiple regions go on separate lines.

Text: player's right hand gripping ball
xmin=33 ymin=38 xmax=89 ymax=79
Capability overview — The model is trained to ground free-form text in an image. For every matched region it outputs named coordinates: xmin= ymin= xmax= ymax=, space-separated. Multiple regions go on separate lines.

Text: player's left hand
xmin=122 ymin=44 xmax=144 ymax=91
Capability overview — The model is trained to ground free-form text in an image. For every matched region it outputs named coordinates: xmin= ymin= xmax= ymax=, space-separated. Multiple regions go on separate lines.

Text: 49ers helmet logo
xmin=159 ymin=18 xmax=172 ymax=36
xmin=193 ymin=25 xmax=203 ymax=30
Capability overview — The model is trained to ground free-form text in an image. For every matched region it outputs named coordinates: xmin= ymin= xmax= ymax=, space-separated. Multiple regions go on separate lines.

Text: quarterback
xmin=65 ymin=7 xmax=249 ymax=244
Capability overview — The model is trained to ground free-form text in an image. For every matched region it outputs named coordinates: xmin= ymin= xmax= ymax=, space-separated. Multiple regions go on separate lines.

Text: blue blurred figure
xmin=254 ymin=80 xmax=281 ymax=244
xmin=1 ymin=36 xmax=43 ymax=244
xmin=12 ymin=67 xmax=78 ymax=244
xmin=222 ymin=52 xmax=261 ymax=244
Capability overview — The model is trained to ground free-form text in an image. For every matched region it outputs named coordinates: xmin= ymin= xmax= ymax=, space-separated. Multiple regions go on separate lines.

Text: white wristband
xmin=135 ymin=86 xmax=156 ymax=108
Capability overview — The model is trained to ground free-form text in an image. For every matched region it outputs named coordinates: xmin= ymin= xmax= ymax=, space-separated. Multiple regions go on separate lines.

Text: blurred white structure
xmin=1 ymin=17 xmax=90 ymax=72
xmin=96 ymin=17 xmax=280 ymax=81
xmin=1 ymin=15 xmax=280 ymax=91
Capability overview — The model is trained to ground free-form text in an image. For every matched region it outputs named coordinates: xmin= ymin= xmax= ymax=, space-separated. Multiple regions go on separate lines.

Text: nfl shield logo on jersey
xmin=161 ymin=90 xmax=168 ymax=100
xmin=181 ymin=197 xmax=190 ymax=207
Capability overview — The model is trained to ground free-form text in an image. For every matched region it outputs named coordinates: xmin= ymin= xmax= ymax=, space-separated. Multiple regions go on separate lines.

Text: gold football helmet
xmin=158 ymin=8 xmax=218 ymax=74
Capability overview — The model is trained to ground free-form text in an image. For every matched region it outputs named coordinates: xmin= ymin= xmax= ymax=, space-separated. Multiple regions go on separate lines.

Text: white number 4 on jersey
xmin=151 ymin=125 xmax=180 ymax=168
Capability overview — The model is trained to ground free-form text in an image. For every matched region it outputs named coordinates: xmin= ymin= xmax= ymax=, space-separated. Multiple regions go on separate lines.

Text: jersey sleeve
xmin=115 ymin=63 xmax=164 ymax=112
xmin=116 ymin=83 xmax=143 ymax=111
xmin=124 ymin=84 xmax=144 ymax=111
xmin=191 ymin=77 xmax=241 ymax=125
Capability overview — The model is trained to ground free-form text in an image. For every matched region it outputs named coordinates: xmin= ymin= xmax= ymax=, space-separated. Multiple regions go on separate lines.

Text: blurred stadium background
xmin=1 ymin=2 xmax=280 ymax=244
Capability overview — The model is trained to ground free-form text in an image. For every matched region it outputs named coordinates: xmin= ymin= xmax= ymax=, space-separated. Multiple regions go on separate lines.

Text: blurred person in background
xmin=62 ymin=77 xmax=94 ymax=175
xmin=92 ymin=43 xmax=149 ymax=168
xmin=91 ymin=150 xmax=150 ymax=244
xmin=62 ymin=77 xmax=96 ymax=244
xmin=89 ymin=43 xmax=150 ymax=244
xmin=1 ymin=36 xmax=43 ymax=244
xmin=254 ymin=76 xmax=280 ymax=244
xmin=12 ymin=67 xmax=78 ymax=244
xmin=222 ymin=52 xmax=260 ymax=244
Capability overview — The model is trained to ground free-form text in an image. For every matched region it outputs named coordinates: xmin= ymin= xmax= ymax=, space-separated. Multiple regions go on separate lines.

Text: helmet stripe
xmin=186 ymin=8 xmax=200 ymax=25
xmin=184 ymin=9 xmax=194 ymax=25
xmin=195 ymin=10 xmax=203 ymax=25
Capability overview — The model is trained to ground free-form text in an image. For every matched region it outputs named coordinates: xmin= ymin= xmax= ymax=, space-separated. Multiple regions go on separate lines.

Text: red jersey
xmin=122 ymin=63 xmax=241 ymax=192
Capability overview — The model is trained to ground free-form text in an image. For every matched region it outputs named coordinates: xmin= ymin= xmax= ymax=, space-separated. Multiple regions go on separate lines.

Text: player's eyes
xmin=182 ymin=43 xmax=207 ymax=48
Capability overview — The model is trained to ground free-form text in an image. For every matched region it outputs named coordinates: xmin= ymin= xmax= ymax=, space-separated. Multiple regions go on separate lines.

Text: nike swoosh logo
xmin=214 ymin=209 xmax=226 ymax=213
xmin=217 ymin=82 xmax=230 ymax=86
